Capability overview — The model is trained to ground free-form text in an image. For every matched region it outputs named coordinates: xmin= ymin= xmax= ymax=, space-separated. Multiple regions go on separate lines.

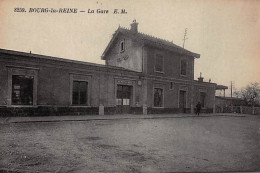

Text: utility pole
xmin=231 ymin=81 xmax=233 ymax=98
xmin=182 ymin=28 xmax=188 ymax=48
xmin=230 ymin=81 xmax=233 ymax=112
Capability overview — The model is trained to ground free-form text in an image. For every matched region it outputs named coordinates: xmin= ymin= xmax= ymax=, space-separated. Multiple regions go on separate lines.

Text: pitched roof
xmin=102 ymin=27 xmax=200 ymax=59
xmin=0 ymin=48 xmax=140 ymax=73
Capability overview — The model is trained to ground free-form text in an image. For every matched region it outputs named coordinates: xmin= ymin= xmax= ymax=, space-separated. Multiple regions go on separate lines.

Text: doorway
xmin=116 ymin=85 xmax=132 ymax=114
xmin=179 ymin=90 xmax=187 ymax=113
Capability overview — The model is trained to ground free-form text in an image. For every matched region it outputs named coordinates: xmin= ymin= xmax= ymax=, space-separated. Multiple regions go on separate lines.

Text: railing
xmin=216 ymin=105 xmax=260 ymax=115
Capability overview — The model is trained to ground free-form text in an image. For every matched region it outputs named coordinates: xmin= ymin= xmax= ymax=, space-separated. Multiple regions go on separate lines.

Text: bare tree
xmin=235 ymin=82 xmax=260 ymax=106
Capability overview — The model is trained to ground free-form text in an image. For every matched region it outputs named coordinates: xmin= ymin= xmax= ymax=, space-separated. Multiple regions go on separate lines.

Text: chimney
xmin=198 ymin=72 xmax=204 ymax=82
xmin=130 ymin=19 xmax=138 ymax=33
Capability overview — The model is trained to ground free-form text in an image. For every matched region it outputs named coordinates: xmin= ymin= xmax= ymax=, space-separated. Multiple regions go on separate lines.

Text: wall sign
xmin=117 ymin=55 xmax=129 ymax=62
xmin=117 ymin=80 xmax=133 ymax=85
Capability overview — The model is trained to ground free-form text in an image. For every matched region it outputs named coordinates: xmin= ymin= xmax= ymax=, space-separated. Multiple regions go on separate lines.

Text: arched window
xmin=120 ymin=40 xmax=125 ymax=52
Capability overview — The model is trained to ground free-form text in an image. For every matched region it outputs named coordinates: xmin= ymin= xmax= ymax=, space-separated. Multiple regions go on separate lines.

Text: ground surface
xmin=0 ymin=115 xmax=260 ymax=172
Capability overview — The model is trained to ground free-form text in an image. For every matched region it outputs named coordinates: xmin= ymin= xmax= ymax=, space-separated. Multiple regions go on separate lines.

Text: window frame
xmin=11 ymin=75 xmax=34 ymax=105
xmin=120 ymin=39 xmax=125 ymax=53
xmin=70 ymin=74 xmax=91 ymax=107
xmin=116 ymin=84 xmax=132 ymax=106
xmin=7 ymin=66 xmax=38 ymax=107
xmin=180 ymin=58 xmax=188 ymax=76
xmin=153 ymin=87 xmax=164 ymax=108
xmin=178 ymin=86 xmax=188 ymax=108
xmin=169 ymin=82 xmax=174 ymax=90
xmin=200 ymin=92 xmax=206 ymax=108
xmin=154 ymin=54 xmax=164 ymax=73
xmin=72 ymin=80 xmax=88 ymax=106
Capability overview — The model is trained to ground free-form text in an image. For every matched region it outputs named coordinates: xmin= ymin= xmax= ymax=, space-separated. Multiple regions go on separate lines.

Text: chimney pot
xmin=198 ymin=72 xmax=204 ymax=82
xmin=130 ymin=20 xmax=138 ymax=33
xmin=198 ymin=77 xmax=204 ymax=82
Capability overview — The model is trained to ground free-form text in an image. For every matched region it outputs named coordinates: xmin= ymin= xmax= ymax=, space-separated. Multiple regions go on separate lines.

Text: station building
xmin=0 ymin=21 xmax=218 ymax=116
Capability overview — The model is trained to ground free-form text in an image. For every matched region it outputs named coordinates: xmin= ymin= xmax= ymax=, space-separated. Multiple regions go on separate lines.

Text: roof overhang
xmin=216 ymin=85 xmax=228 ymax=90
xmin=101 ymin=27 xmax=200 ymax=60
xmin=101 ymin=28 xmax=121 ymax=60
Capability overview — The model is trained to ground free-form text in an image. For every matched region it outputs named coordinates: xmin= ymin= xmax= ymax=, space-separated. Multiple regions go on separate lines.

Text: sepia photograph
xmin=0 ymin=0 xmax=260 ymax=172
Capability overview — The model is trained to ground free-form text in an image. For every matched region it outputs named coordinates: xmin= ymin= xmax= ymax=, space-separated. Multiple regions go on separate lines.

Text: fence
xmin=216 ymin=105 xmax=260 ymax=115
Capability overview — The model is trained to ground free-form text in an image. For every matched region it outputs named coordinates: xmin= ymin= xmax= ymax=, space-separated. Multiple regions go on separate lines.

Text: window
xmin=12 ymin=75 xmax=34 ymax=105
xmin=154 ymin=88 xmax=163 ymax=107
xmin=200 ymin=92 xmax=206 ymax=107
xmin=155 ymin=54 xmax=163 ymax=72
xmin=72 ymin=81 xmax=88 ymax=105
xmin=170 ymin=82 xmax=174 ymax=90
xmin=180 ymin=59 xmax=187 ymax=75
xmin=120 ymin=40 xmax=125 ymax=52
xmin=116 ymin=85 xmax=131 ymax=106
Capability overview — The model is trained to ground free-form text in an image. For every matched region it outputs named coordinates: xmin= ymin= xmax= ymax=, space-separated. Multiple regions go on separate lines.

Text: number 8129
xmin=14 ymin=8 xmax=26 ymax=12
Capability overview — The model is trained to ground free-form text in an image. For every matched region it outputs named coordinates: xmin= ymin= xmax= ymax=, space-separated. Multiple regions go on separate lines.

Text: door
xmin=116 ymin=85 xmax=132 ymax=114
xmin=179 ymin=90 xmax=186 ymax=113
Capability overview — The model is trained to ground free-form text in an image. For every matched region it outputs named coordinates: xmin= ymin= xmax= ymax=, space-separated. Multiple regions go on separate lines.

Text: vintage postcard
xmin=0 ymin=0 xmax=259 ymax=172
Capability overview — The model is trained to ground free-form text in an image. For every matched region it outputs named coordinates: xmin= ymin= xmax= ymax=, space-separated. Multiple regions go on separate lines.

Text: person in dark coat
xmin=196 ymin=102 xmax=201 ymax=115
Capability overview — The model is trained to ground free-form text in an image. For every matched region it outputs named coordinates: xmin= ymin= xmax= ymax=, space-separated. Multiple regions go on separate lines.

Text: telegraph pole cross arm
xmin=183 ymin=28 xmax=188 ymax=48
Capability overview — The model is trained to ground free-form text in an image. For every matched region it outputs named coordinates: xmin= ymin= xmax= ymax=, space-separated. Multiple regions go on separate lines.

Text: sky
xmin=0 ymin=0 xmax=259 ymax=96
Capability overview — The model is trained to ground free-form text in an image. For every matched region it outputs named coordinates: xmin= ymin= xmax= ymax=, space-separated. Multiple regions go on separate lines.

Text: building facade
xmin=0 ymin=21 xmax=217 ymax=116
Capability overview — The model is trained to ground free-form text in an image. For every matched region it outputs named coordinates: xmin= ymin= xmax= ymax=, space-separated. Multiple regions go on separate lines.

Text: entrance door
xmin=179 ymin=90 xmax=186 ymax=113
xmin=116 ymin=85 xmax=132 ymax=114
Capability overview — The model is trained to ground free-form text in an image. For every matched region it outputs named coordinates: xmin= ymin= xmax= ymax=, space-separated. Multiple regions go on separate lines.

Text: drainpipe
xmin=190 ymin=58 xmax=194 ymax=114
xmin=213 ymin=84 xmax=216 ymax=113
xmin=141 ymin=45 xmax=147 ymax=115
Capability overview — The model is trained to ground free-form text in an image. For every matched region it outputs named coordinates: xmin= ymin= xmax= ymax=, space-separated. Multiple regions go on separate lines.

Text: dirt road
xmin=0 ymin=115 xmax=259 ymax=172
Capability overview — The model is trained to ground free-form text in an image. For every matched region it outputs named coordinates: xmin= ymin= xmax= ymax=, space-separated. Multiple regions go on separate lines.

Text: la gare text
xmin=14 ymin=8 xmax=127 ymax=14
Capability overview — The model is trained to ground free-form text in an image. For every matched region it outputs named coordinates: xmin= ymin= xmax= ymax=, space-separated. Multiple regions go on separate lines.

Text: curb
xmin=0 ymin=114 xmax=247 ymax=124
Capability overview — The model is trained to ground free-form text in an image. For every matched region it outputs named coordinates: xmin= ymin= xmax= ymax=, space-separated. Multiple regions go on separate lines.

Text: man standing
xmin=196 ymin=102 xmax=201 ymax=116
